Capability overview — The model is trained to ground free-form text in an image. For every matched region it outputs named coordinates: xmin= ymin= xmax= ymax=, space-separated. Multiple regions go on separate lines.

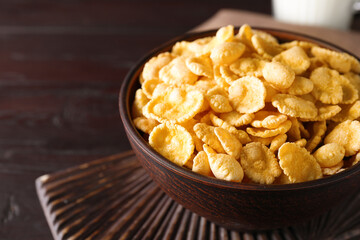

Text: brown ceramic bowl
xmin=119 ymin=28 xmax=360 ymax=231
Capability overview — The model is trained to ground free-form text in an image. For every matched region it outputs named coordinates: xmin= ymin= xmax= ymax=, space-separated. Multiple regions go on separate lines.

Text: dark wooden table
xmin=0 ymin=1 xmax=359 ymax=239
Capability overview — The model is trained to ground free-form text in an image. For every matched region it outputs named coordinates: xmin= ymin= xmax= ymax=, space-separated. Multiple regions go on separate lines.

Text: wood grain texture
xmin=36 ymin=152 xmax=360 ymax=240
xmin=1 ymin=0 xmax=359 ymax=239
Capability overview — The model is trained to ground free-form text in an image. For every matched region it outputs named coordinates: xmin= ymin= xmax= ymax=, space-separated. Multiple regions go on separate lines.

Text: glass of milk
xmin=272 ymin=0 xmax=360 ymax=30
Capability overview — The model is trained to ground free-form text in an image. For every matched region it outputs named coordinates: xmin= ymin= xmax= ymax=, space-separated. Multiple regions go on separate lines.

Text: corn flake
xmin=194 ymin=123 xmax=225 ymax=153
xmin=192 ymin=151 xmax=212 ymax=176
xmin=210 ymin=42 xmax=245 ymax=65
xmin=204 ymin=145 xmax=244 ymax=182
xmin=278 ymin=143 xmax=322 ymax=183
xmin=286 ymin=76 xmax=314 ymax=96
xmin=149 ymin=123 xmax=194 ymax=166
xmin=311 ymin=46 xmax=352 ymax=73
xmin=324 ymin=120 xmax=360 ymax=156
xmin=246 ymin=120 xmax=292 ymax=138
xmin=219 ymin=111 xmax=255 ymax=127
xmin=273 ymin=46 xmax=310 ymax=75
xmin=230 ymin=57 xmax=265 ymax=77
xmin=141 ymin=52 xmax=174 ymax=83
xmin=331 ymin=100 xmax=360 ymax=122
xmin=251 ymin=110 xmax=288 ymax=129
xmin=310 ymin=67 xmax=343 ymax=104
xmin=214 ymin=127 xmax=242 ymax=159
xmin=229 ymin=76 xmax=266 ymax=113
xmin=263 ymin=61 xmax=295 ymax=90
xmin=240 ymin=142 xmax=282 ymax=184
xmin=306 ymin=121 xmax=327 ymax=153
xmin=144 ymin=87 xmax=204 ymax=123
xmin=270 ymin=134 xmax=287 ymax=152
xmin=133 ymin=117 xmax=159 ymax=134
xmin=313 ymin=143 xmax=345 ymax=168
xmin=272 ymin=94 xmax=318 ymax=119
xmin=185 ymin=56 xmax=213 ymax=78
xmin=159 ymin=57 xmax=198 ymax=86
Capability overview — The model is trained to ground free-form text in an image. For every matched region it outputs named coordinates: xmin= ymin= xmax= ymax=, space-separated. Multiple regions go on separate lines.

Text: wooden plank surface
xmin=0 ymin=1 xmax=359 ymax=239
xmin=35 ymin=152 xmax=360 ymax=240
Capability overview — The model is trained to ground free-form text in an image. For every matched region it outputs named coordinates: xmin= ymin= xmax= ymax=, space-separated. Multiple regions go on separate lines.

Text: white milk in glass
xmin=272 ymin=0 xmax=357 ymax=30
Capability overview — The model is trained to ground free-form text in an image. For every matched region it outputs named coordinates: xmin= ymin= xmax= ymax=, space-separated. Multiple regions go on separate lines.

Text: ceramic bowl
xmin=119 ymin=28 xmax=360 ymax=231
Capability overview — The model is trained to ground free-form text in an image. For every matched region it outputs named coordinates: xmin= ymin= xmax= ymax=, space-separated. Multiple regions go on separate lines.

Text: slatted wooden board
xmin=36 ymin=151 xmax=360 ymax=240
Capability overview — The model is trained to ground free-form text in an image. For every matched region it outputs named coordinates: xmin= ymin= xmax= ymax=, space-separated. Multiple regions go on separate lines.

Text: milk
xmin=272 ymin=0 xmax=357 ymax=30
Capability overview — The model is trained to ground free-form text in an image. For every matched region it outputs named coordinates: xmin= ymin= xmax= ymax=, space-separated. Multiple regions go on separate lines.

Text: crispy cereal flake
xmin=229 ymin=76 xmax=266 ymax=113
xmin=149 ymin=123 xmax=194 ymax=166
xmin=240 ymin=142 xmax=282 ymax=184
xmin=324 ymin=120 xmax=360 ymax=156
xmin=278 ymin=143 xmax=322 ymax=183
xmin=144 ymin=87 xmax=204 ymax=124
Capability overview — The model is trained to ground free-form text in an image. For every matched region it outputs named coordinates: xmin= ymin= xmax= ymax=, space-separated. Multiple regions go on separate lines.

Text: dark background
xmin=0 ymin=1 xmax=359 ymax=239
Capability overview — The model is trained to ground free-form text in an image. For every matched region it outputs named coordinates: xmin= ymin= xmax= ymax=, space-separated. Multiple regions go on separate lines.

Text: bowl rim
xmin=119 ymin=27 xmax=360 ymax=191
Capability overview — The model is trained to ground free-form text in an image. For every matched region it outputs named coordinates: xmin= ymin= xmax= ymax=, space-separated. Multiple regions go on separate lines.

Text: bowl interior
xmin=119 ymin=27 xmax=360 ymax=191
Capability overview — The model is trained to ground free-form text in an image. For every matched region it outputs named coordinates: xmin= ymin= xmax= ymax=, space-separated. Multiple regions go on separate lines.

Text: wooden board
xmin=36 ymin=151 xmax=360 ymax=240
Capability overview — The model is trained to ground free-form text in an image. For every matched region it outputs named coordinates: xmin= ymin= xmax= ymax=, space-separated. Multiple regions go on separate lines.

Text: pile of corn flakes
xmin=132 ymin=24 xmax=360 ymax=184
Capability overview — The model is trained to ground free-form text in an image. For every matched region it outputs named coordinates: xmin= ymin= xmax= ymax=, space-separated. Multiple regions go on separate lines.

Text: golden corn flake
xmin=208 ymin=94 xmax=233 ymax=113
xmin=159 ymin=57 xmax=198 ymax=86
xmin=339 ymin=76 xmax=359 ymax=104
xmin=269 ymin=134 xmax=287 ymax=152
xmin=273 ymin=46 xmax=310 ymax=75
xmin=133 ymin=24 xmax=360 ymax=184
xmin=240 ymin=142 xmax=282 ymax=184
xmin=263 ymin=62 xmax=295 ymax=90
xmin=194 ymin=123 xmax=225 ymax=153
xmin=344 ymin=72 xmax=360 ymax=93
xmin=251 ymin=34 xmax=282 ymax=59
xmin=263 ymin=82 xmax=280 ymax=102
xmin=294 ymin=138 xmax=307 ymax=147
xmin=311 ymin=46 xmax=352 ymax=73
xmin=306 ymin=121 xmax=327 ymax=153
xmin=322 ymin=161 xmax=344 ymax=176
xmin=132 ymin=89 xmax=149 ymax=118
xmin=230 ymin=57 xmax=265 ymax=77
xmin=272 ymin=94 xmax=318 ymax=119
xmin=133 ymin=117 xmax=159 ymax=134
xmin=143 ymin=87 xmax=204 ymax=124
xmin=214 ymin=127 xmax=242 ymax=159
xmin=204 ymin=146 xmax=244 ymax=182
xmin=219 ymin=65 xmax=238 ymax=85
xmin=185 ymin=56 xmax=213 ymax=78
xmin=142 ymin=78 xmax=162 ymax=99
xmin=192 ymin=151 xmax=212 ymax=176
xmin=251 ymin=110 xmax=288 ymax=129
xmin=215 ymin=25 xmax=234 ymax=43
xmin=209 ymin=113 xmax=251 ymax=144
xmin=331 ymin=100 xmax=360 ymax=122
xmin=228 ymin=76 xmax=266 ymax=113
xmin=286 ymin=76 xmax=314 ymax=96
xmin=324 ymin=120 xmax=360 ymax=156
xmin=278 ymin=143 xmax=322 ymax=183
xmin=237 ymin=24 xmax=254 ymax=49
xmin=141 ymin=52 xmax=174 ymax=83
xmin=219 ymin=111 xmax=255 ymax=127
xmin=149 ymin=123 xmax=194 ymax=166
xmin=246 ymin=120 xmax=292 ymax=138
xmin=310 ymin=67 xmax=343 ymax=104
xmin=313 ymin=143 xmax=345 ymax=168
xmin=252 ymin=30 xmax=279 ymax=45
xmin=210 ymin=42 xmax=246 ymax=65
xmin=300 ymin=103 xmax=341 ymax=122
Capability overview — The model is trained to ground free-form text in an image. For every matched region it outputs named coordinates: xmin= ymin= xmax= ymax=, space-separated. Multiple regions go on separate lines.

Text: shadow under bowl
xmin=119 ymin=28 xmax=360 ymax=231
